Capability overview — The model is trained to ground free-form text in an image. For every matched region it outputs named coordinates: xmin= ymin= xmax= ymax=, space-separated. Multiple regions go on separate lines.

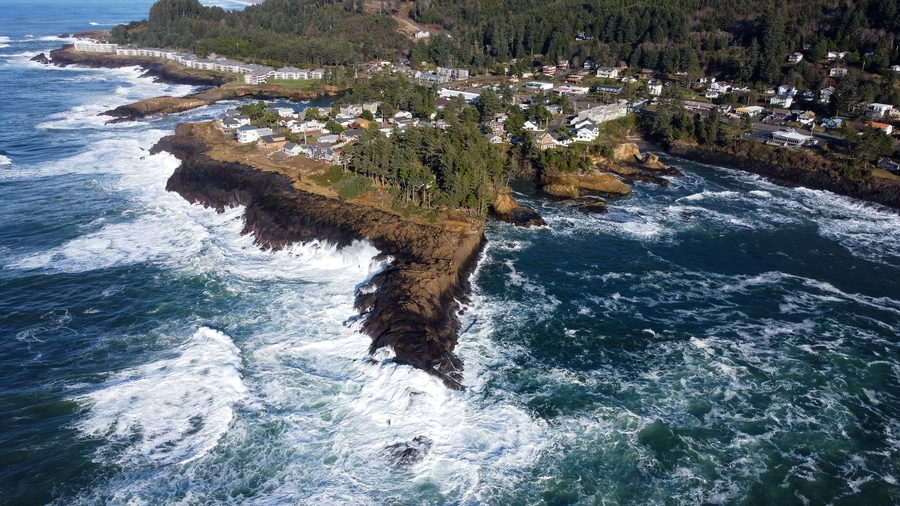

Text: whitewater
xmin=1 ymin=1 xmax=899 ymax=504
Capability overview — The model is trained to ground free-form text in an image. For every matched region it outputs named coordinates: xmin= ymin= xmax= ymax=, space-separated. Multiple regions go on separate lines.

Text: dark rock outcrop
xmin=490 ymin=187 xmax=546 ymax=227
xmin=383 ymin=436 xmax=433 ymax=469
xmin=103 ymin=96 xmax=212 ymax=123
xmin=154 ymin=124 xmax=485 ymax=389
xmin=668 ymin=141 xmax=900 ymax=210
xmin=30 ymin=53 xmax=51 ymax=65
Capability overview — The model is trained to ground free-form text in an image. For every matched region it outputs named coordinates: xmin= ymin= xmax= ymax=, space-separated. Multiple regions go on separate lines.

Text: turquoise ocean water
xmin=1 ymin=2 xmax=899 ymax=504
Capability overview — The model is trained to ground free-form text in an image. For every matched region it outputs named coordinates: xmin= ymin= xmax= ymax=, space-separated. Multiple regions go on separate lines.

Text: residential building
xmin=595 ymin=67 xmax=620 ymax=79
xmin=282 ymin=142 xmax=303 ymax=157
xmin=236 ymin=125 xmax=260 ymax=144
xmin=829 ymin=67 xmax=848 ymax=78
xmin=524 ymin=81 xmax=554 ymax=91
xmin=736 ymin=106 xmax=766 ymax=117
xmin=74 ymin=41 xmax=117 ymax=53
xmin=647 ymin=80 xmax=663 ymax=96
xmin=771 ymin=129 xmax=816 ymax=147
xmin=787 ymin=52 xmax=804 ymax=63
xmin=572 ymin=103 xmax=628 ymax=124
xmin=414 ymin=30 xmax=430 ymax=39
xmin=866 ymin=103 xmax=894 ymax=120
xmin=890 ymin=65 xmax=900 ymax=73
xmin=594 ymin=84 xmax=624 ymax=95
xmin=556 ymin=85 xmax=589 ymax=96
xmin=534 ymin=132 xmax=557 ymax=150
xmin=871 ymin=122 xmax=894 ymax=135
xmin=769 ymin=94 xmax=794 ymax=108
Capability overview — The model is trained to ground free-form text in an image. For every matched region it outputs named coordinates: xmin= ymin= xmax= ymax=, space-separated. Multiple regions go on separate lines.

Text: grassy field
xmin=267 ymin=79 xmax=317 ymax=90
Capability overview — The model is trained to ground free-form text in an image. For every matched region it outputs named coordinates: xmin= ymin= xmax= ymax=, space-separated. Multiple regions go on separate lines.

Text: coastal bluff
xmin=153 ymin=123 xmax=486 ymax=389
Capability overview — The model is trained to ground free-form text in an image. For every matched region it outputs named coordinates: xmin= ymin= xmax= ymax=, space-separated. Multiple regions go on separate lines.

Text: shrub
xmin=310 ymin=165 xmax=345 ymax=186
xmin=333 ymin=174 xmax=372 ymax=199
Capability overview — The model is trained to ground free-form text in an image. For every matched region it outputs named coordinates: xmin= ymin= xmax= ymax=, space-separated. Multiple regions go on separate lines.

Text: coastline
xmin=46 ymin=45 xmax=340 ymax=121
xmin=153 ymin=123 xmax=486 ymax=389
xmin=667 ymin=141 xmax=900 ymax=211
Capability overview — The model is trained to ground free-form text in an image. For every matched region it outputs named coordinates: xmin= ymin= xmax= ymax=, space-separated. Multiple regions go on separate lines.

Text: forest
xmin=114 ymin=0 xmax=900 ymax=85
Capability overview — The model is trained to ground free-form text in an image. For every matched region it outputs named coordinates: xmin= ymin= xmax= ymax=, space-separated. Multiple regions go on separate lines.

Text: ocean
xmin=1 ymin=2 xmax=899 ymax=504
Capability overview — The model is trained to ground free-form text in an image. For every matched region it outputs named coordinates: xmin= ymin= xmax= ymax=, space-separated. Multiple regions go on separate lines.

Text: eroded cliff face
xmin=153 ymin=124 xmax=485 ymax=389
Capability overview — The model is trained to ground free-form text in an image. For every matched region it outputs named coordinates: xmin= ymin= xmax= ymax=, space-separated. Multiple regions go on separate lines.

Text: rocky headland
xmin=153 ymin=123 xmax=499 ymax=389
xmin=44 ymin=44 xmax=337 ymax=122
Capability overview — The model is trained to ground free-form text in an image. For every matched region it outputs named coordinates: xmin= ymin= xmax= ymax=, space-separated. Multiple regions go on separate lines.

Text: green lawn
xmin=267 ymin=79 xmax=316 ymax=90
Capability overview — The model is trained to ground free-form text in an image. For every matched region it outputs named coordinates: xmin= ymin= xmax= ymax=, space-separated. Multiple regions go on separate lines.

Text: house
xmin=553 ymin=133 xmax=575 ymax=147
xmin=317 ymin=134 xmax=340 ymax=144
xmin=819 ymin=87 xmax=835 ymax=104
xmin=777 ymin=85 xmax=798 ymax=96
xmin=796 ymin=111 xmax=816 ymax=125
xmin=829 ymin=67 xmax=848 ymax=78
xmin=583 ymin=59 xmax=596 ymax=70
xmin=572 ymin=103 xmax=628 ymax=124
xmin=705 ymin=90 xmax=721 ymax=99
xmin=769 ymin=94 xmax=794 ymax=108
xmin=556 ymin=85 xmax=589 ymax=96
xmin=595 ymin=67 xmax=620 ymax=79
xmin=393 ymin=110 xmax=413 ymax=122
xmin=890 ymin=65 xmax=900 ymax=73
xmin=534 ymin=131 xmax=557 ymax=150
xmin=282 ymin=142 xmax=304 ymax=157
xmin=736 ymin=106 xmax=766 ymax=117
xmin=541 ymin=65 xmax=557 ymax=76
xmin=771 ymin=129 xmax=816 ymax=147
xmin=866 ymin=103 xmax=894 ymax=120
xmin=340 ymin=104 xmax=363 ymax=117
xmin=524 ymin=81 xmax=554 ymax=91
xmin=826 ymin=51 xmax=848 ymax=60
xmin=573 ymin=120 xmax=599 ymax=142
xmin=594 ymin=84 xmax=624 ymax=95
xmin=557 ymin=59 xmax=569 ymax=69
xmin=771 ymin=128 xmax=818 ymax=148
xmin=800 ymin=90 xmax=816 ymax=102
xmin=258 ymin=134 xmax=286 ymax=148
xmin=787 ymin=52 xmax=804 ymax=63
xmin=821 ymin=118 xmax=843 ymax=130
xmin=236 ymin=125 xmax=260 ymax=144
xmin=488 ymin=121 xmax=505 ymax=135
xmin=566 ymin=74 xmax=586 ymax=84
xmin=523 ymin=120 xmax=540 ymax=131
xmin=414 ymin=30 xmax=430 ymax=39
xmin=339 ymin=129 xmax=364 ymax=143
xmin=218 ymin=117 xmax=243 ymax=130
xmin=709 ymin=82 xmax=730 ymax=94
xmin=484 ymin=133 xmax=504 ymax=144
xmin=871 ymin=122 xmax=894 ymax=135
xmin=647 ymin=80 xmax=663 ymax=96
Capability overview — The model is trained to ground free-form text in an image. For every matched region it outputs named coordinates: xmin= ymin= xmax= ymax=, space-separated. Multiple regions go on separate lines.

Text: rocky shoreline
xmin=153 ymin=124 xmax=489 ymax=389
xmin=43 ymin=45 xmax=338 ymax=122
xmin=667 ymin=141 xmax=900 ymax=210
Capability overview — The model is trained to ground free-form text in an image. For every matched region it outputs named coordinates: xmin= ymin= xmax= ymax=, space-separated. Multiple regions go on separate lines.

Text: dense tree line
xmin=112 ymin=0 xmax=405 ymax=66
xmin=342 ymin=122 xmax=506 ymax=215
xmin=118 ymin=0 xmax=900 ymax=85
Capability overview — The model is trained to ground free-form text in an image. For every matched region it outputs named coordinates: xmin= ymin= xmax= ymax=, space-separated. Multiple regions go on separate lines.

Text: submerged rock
xmin=383 ymin=436 xmax=433 ymax=470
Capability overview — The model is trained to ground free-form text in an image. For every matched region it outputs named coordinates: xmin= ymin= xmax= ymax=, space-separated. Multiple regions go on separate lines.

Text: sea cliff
xmin=153 ymin=123 xmax=486 ymax=389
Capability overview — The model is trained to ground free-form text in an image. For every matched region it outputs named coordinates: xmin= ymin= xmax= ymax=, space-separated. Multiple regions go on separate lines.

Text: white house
xmin=787 ymin=52 xmax=804 ymax=63
xmin=236 ymin=125 xmax=260 ymax=144
xmin=414 ymin=30 xmax=430 ymax=39
xmin=647 ymin=80 xmax=663 ymax=96
xmin=871 ymin=122 xmax=894 ymax=135
xmin=771 ymin=129 xmax=816 ymax=147
xmin=829 ymin=67 xmax=848 ymax=78
xmin=777 ymin=85 xmax=798 ymax=96
xmin=769 ymin=94 xmax=794 ymax=108
xmin=524 ymin=81 xmax=554 ymax=91
xmin=595 ymin=67 xmax=620 ymax=79
xmin=890 ymin=65 xmax=900 ymax=73
xmin=523 ymin=121 xmax=540 ymax=131
xmin=282 ymin=142 xmax=304 ymax=156
xmin=573 ymin=120 xmax=599 ymax=142
xmin=74 ymin=41 xmax=117 ymax=53
xmin=866 ymin=103 xmax=894 ymax=120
